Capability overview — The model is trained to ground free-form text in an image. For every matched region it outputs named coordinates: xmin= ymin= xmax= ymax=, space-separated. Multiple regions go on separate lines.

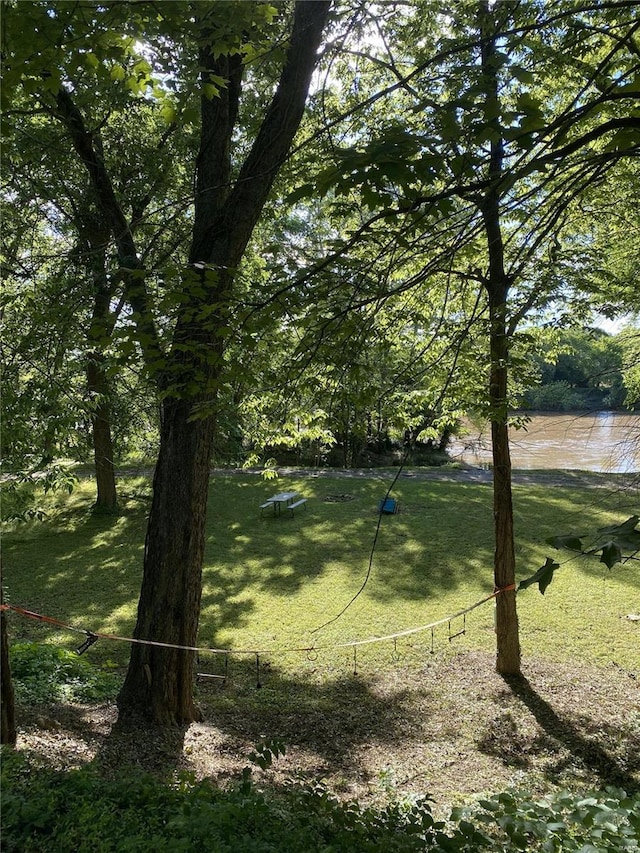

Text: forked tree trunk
xmin=116 ymin=1 xmax=330 ymax=724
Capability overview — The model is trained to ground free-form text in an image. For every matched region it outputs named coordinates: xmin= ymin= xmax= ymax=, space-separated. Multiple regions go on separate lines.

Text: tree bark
xmin=86 ymin=350 xmax=118 ymax=513
xmin=1 ymin=570 xmax=17 ymax=746
xmin=117 ymin=396 xmax=215 ymax=724
xmin=117 ymin=1 xmax=330 ymax=724
xmin=478 ymin=0 xmax=521 ymax=675
xmin=85 ymin=242 xmax=118 ymax=513
xmin=488 ymin=295 xmax=521 ymax=675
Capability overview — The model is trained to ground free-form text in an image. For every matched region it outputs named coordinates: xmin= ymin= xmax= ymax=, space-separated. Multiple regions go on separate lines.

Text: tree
xmin=4 ymin=0 xmax=331 ymax=723
xmin=522 ymin=327 xmax=625 ymax=411
xmin=1 ymin=99 xmax=177 ymax=509
xmin=279 ymin=0 xmax=640 ymax=674
xmin=1 ymin=575 xmax=17 ymax=746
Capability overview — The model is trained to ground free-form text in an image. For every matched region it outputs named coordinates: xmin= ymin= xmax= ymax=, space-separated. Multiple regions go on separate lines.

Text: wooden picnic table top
xmin=266 ymin=491 xmax=298 ymax=503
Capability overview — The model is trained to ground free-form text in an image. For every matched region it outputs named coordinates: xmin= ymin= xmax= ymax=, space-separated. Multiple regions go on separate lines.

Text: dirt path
xmin=208 ymin=465 xmax=639 ymax=491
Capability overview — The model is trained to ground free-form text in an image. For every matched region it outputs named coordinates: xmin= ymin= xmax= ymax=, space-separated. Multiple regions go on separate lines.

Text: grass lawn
xmin=2 ymin=469 xmax=639 ymax=810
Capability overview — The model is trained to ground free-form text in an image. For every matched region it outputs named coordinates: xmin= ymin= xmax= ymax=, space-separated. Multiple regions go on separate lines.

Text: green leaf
xmin=597 ymin=515 xmax=640 ymax=552
xmin=286 ymin=183 xmax=315 ymax=205
xmin=599 ymin=541 xmax=622 ymax=569
xmin=85 ymin=52 xmax=100 ymax=70
xmin=160 ymin=102 xmax=177 ymax=125
xmin=510 ymin=65 xmax=534 ymax=85
xmin=518 ymin=557 xmax=560 ymax=595
xmin=202 ymin=82 xmax=219 ymax=100
xmin=545 ymin=534 xmax=584 ymax=551
xmin=597 ymin=515 xmax=639 ymax=537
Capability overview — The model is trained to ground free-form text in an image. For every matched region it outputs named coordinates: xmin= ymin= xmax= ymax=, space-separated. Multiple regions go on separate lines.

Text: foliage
xmin=2 ymin=748 xmax=638 ymax=852
xmin=247 ymin=737 xmax=287 ymax=772
xmin=0 ymin=749 xmax=440 ymax=853
xmin=519 ymin=514 xmax=640 ymax=595
xmin=521 ymin=381 xmax=586 ymax=412
xmin=9 ymin=642 xmax=120 ymax=704
xmin=620 ymin=330 xmax=640 ymax=407
xmin=1 ymin=467 xmax=78 ymax=522
xmin=452 ymin=787 xmax=640 ymax=852
xmin=520 ymin=329 xmax=627 ymax=412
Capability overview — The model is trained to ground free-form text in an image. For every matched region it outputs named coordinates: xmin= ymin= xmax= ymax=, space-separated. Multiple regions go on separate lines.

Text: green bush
xmin=521 ymin=380 xmax=585 ymax=412
xmin=451 ymin=787 xmax=640 ymax=852
xmin=0 ymin=751 xmax=443 ymax=852
xmin=2 ymin=750 xmax=638 ymax=852
xmin=9 ymin=642 xmax=120 ymax=704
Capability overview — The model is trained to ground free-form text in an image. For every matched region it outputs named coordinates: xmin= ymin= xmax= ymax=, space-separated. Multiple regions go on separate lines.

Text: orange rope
xmin=2 ymin=585 xmax=515 ymax=657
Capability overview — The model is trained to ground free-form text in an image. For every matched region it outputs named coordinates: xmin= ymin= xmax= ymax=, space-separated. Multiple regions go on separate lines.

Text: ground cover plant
xmin=2 ymin=469 xmax=639 ymax=847
xmin=3 ymin=748 xmax=639 ymax=852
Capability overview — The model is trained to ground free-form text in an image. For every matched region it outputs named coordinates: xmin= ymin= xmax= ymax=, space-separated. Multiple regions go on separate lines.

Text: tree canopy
xmin=2 ymin=0 xmax=639 ymax=722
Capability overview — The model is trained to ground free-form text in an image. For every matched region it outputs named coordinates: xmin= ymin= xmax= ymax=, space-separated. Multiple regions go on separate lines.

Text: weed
xmin=9 ymin=642 xmax=120 ymax=703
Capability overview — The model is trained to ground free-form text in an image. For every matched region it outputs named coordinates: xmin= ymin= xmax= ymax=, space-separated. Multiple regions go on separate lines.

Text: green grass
xmin=2 ymin=471 xmax=638 ymax=678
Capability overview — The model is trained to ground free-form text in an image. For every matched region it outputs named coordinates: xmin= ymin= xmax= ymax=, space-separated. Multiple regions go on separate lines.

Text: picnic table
xmin=260 ymin=491 xmax=307 ymax=516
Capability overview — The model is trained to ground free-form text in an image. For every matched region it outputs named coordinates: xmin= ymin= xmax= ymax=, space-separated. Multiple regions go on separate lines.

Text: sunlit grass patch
xmin=2 ymin=472 xmax=638 ymax=682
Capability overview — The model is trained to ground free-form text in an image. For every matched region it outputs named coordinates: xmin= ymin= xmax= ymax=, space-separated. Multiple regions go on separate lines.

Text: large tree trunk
xmin=117 ymin=396 xmax=215 ymax=724
xmin=117 ymin=1 xmax=330 ymax=724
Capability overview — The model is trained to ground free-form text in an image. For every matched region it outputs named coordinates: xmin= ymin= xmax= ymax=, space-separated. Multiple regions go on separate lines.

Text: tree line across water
xmin=3 ymin=323 xmax=638 ymax=475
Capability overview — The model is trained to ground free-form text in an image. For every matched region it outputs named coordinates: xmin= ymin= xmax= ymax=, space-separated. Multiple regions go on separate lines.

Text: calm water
xmin=450 ymin=412 xmax=640 ymax=473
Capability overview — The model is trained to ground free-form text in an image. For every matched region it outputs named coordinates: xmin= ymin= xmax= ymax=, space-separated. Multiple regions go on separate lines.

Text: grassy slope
xmin=2 ymin=471 xmax=639 ymax=810
xmin=3 ymin=471 xmax=638 ymax=671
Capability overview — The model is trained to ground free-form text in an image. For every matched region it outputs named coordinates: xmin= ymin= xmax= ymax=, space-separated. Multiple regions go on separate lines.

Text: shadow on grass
xmin=194 ymin=661 xmax=419 ymax=769
xmin=16 ymin=699 xmax=190 ymax=779
xmin=97 ymin=712 xmax=190 ymax=776
xmin=495 ymin=673 xmax=639 ymax=793
xmin=200 ymin=477 xmax=496 ymax=625
xmin=4 ymin=473 xmax=638 ymax=674
xmin=13 ymin=661 xmax=428 ymax=790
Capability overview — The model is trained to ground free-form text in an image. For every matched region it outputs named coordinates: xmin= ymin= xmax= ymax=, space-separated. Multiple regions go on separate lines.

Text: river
xmin=449 ymin=412 xmax=640 ymax=473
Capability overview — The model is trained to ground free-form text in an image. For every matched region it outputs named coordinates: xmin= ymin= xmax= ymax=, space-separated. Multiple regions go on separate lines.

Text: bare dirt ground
xmin=15 ymin=650 xmax=640 ymax=814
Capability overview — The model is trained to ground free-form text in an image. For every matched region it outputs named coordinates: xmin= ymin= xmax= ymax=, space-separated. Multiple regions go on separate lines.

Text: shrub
xmin=0 ymin=751 xmax=443 ymax=852
xmin=2 ymin=750 xmax=638 ymax=853
xmin=451 ymin=787 xmax=640 ymax=852
xmin=9 ymin=642 xmax=120 ymax=704
xmin=521 ymin=380 xmax=585 ymax=412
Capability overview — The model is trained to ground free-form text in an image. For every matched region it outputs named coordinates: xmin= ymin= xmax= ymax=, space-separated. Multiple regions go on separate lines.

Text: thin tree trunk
xmin=81 ymin=214 xmax=118 ymax=513
xmin=479 ymin=0 xmax=521 ymax=675
xmin=87 ymin=350 xmax=118 ymax=513
xmin=488 ymin=298 xmax=521 ymax=674
xmin=1 ymin=569 xmax=17 ymax=746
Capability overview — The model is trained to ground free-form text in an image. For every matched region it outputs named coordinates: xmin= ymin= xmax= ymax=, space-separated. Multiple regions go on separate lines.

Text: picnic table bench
xmin=260 ymin=491 xmax=306 ymax=517
xmin=285 ymin=498 xmax=307 ymax=516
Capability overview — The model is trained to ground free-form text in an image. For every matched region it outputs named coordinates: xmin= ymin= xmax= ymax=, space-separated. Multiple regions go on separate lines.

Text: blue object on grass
xmin=378 ymin=497 xmax=398 ymax=514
